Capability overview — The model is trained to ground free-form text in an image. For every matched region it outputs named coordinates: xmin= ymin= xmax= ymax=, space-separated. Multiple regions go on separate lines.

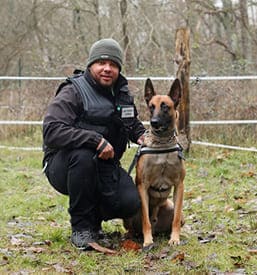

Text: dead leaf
xmin=41 ymin=267 xmax=53 ymax=272
xmin=198 ymin=234 xmax=216 ymax=244
xmin=88 ymin=242 xmax=117 ymax=255
xmin=224 ymin=205 xmax=234 ymax=212
xmin=184 ymin=191 xmax=198 ymax=199
xmin=10 ymin=236 xmax=24 ymax=246
xmin=26 ymin=247 xmax=46 ymax=253
xmin=191 ymin=196 xmax=203 ymax=204
xmin=182 ymin=260 xmax=200 ymax=270
xmin=248 ymin=248 xmax=257 ymax=255
xmin=230 ymin=255 xmax=244 ymax=268
xmin=241 ymin=171 xmax=255 ymax=178
xmin=32 ymin=240 xmax=52 ymax=246
xmin=216 ymin=154 xmax=225 ymax=161
xmin=158 ymin=247 xmax=170 ymax=259
xmin=198 ymin=168 xmax=208 ymax=177
xmin=121 ymin=239 xmax=141 ymax=251
xmin=170 ymin=251 xmax=185 ymax=263
xmin=0 ymin=256 xmax=9 ymax=266
xmin=36 ymin=216 xmax=46 ymax=221
xmin=53 ymin=263 xmax=73 ymax=273
xmin=44 ymin=240 xmax=52 ymax=246
xmin=144 ymin=253 xmax=156 ymax=270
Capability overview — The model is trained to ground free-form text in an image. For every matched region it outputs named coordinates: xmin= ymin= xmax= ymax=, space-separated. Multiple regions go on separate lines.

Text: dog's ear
xmin=169 ymin=78 xmax=181 ymax=108
xmin=144 ymin=78 xmax=156 ymax=105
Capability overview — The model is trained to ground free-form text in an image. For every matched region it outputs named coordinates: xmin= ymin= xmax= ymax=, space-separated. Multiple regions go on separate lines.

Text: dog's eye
xmin=161 ymin=102 xmax=170 ymax=112
xmin=149 ymin=104 xmax=155 ymax=113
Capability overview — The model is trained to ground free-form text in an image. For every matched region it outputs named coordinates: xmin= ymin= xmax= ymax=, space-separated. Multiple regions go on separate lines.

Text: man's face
xmin=90 ymin=59 xmax=119 ymax=87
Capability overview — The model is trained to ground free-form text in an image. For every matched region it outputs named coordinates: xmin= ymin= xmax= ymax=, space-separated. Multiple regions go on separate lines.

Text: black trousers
xmin=44 ymin=148 xmax=140 ymax=231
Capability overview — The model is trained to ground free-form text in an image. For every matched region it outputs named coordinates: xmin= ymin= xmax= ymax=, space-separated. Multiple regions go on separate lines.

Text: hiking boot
xmin=71 ymin=229 xmax=97 ymax=250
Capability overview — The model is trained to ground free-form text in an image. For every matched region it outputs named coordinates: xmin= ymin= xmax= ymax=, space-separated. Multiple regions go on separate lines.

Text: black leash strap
xmin=96 ymin=139 xmax=108 ymax=155
xmin=93 ymin=154 xmax=101 ymax=194
xmin=128 ymin=145 xmax=142 ymax=175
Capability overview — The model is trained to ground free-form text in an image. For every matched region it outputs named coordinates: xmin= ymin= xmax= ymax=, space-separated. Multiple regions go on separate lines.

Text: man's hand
xmin=96 ymin=138 xmax=114 ymax=160
xmin=137 ymin=134 xmax=145 ymax=145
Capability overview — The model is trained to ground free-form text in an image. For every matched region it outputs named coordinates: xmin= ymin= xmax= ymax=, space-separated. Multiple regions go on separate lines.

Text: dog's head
xmin=144 ymin=78 xmax=181 ymax=134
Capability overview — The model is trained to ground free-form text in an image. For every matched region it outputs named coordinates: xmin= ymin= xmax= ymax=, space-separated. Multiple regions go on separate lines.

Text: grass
xmin=0 ymin=130 xmax=257 ymax=274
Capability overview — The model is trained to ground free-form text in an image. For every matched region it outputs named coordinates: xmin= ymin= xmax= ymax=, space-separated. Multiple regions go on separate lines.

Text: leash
xmin=128 ymin=145 xmax=142 ymax=175
xmin=128 ymin=143 xmax=185 ymax=175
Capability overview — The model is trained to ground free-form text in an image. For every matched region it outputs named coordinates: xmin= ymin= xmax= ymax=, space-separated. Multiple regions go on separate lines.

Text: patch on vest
xmin=121 ymin=106 xmax=134 ymax=118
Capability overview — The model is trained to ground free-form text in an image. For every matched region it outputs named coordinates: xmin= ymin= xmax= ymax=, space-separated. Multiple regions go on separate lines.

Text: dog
xmin=125 ymin=78 xmax=185 ymax=249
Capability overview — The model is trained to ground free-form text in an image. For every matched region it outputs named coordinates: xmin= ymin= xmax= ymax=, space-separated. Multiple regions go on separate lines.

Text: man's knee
xmin=100 ymin=168 xmax=140 ymax=220
xmin=119 ymin=184 xmax=141 ymax=218
xmin=69 ymin=149 xmax=95 ymax=170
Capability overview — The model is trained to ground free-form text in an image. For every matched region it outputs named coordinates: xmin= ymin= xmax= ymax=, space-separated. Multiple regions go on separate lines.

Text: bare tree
xmin=120 ymin=0 xmax=134 ymax=74
xmin=0 ymin=0 xmax=257 ymax=76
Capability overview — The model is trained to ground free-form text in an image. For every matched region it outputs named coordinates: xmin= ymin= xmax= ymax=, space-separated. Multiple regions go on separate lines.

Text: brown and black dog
xmin=125 ymin=78 xmax=185 ymax=249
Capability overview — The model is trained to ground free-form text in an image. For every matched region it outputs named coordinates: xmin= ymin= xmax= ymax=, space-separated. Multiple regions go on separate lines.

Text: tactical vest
xmin=57 ymin=72 xmax=135 ymax=159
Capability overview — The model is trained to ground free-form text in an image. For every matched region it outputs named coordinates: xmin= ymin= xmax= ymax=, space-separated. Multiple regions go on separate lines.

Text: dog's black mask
xmin=150 ymin=113 xmax=172 ymax=134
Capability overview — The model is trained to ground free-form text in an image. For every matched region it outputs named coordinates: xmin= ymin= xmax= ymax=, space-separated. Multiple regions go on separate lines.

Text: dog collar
xmin=150 ymin=128 xmax=177 ymax=139
xmin=140 ymin=144 xmax=181 ymax=155
xmin=144 ymin=129 xmax=177 ymax=145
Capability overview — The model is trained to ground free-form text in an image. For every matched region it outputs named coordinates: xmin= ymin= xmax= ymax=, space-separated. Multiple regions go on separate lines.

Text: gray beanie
xmin=86 ymin=38 xmax=123 ymax=70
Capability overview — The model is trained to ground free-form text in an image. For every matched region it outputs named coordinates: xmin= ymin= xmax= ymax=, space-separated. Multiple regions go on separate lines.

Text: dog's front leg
xmin=169 ymin=182 xmax=184 ymax=245
xmin=150 ymin=205 xmax=160 ymax=234
xmin=138 ymin=184 xmax=153 ymax=248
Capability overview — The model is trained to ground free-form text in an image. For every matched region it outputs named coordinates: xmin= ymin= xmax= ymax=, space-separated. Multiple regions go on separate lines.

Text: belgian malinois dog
xmin=126 ymin=78 xmax=185 ymax=249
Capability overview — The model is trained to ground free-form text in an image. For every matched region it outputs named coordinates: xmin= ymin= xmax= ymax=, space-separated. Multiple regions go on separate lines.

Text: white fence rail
xmin=1 ymin=75 xmax=257 ymax=152
xmin=1 ymin=141 xmax=257 ymax=152
xmin=1 ymin=120 xmax=257 ymax=152
xmin=1 ymin=75 xmax=257 ymax=80
xmin=1 ymin=119 xmax=257 ymax=126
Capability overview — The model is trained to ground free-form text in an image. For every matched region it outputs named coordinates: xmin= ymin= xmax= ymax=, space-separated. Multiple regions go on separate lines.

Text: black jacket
xmin=43 ymin=70 xmax=145 ymax=161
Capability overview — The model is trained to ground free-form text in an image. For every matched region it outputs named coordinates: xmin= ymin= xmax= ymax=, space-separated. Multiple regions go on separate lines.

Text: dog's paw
xmin=143 ymin=242 xmax=155 ymax=251
xmin=169 ymin=231 xmax=181 ymax=245
xmin=168 ymin=238 xmax=180 ymax=246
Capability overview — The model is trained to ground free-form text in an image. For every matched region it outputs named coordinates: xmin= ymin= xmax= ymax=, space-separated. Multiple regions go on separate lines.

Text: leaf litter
xmin=1 ymin=148 xmax=257 ymax=273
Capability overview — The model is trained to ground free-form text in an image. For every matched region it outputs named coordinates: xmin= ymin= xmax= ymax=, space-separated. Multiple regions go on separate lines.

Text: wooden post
xmin=174 ymin=27 xmax=191 ymax=151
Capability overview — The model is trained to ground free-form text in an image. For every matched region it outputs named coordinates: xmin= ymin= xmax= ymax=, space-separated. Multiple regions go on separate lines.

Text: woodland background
xmin=1 ymin=0 xmax=257 ymax=76
xmin=1 ymin=0 xmax=257 ymax=143
xmin=1 ymin=2 xmax=257 ymax=273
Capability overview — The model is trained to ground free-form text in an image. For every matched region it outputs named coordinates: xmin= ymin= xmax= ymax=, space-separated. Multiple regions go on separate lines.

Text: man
xmin=42 ymin=38 xmax=145 ymax=250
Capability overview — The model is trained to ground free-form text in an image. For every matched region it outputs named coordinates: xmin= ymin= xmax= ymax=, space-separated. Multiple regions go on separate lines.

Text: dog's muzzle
xmin=150 ymin=117 xmax=170 ymax=133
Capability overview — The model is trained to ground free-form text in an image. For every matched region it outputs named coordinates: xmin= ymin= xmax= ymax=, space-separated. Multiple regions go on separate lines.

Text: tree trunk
xmin=120 ymin=0 xmax=134 ymax=74
xmin=239 ymin=0 xmax=249 ymax=62
xmin=174 ymin=27 xmax=191 ymax=151
xmin=93 ymin=0 xmax=102 ymax=39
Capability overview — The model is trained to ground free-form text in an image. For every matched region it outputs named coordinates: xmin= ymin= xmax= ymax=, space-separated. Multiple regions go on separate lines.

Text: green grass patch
xmin=0 ymin=141 xmax=256 ymax=274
